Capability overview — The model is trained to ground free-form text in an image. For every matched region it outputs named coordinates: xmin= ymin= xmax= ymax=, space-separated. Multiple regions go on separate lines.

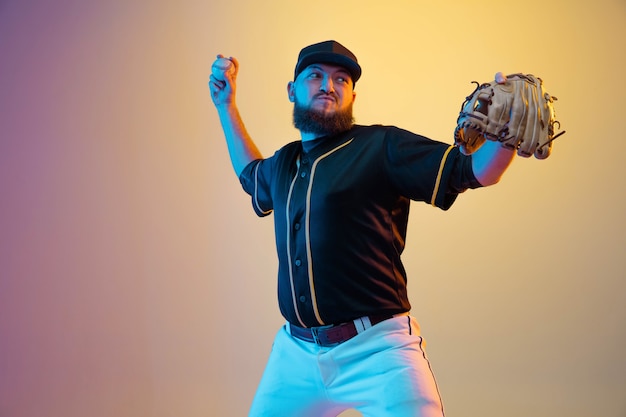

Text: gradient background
xmin=1 ymin=1 xmax=624 ymax=416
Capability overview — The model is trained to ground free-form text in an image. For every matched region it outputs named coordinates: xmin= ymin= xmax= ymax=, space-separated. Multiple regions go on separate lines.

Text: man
xmin=209 ymin=40 xmax=514 ymax=417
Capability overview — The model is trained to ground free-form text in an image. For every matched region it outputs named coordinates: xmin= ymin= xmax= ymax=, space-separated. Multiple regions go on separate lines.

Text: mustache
xmin=313 ymin=92 xmax=338 ymax=101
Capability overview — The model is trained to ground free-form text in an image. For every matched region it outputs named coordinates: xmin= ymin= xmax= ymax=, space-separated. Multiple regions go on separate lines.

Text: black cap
xmin=294 ymin=40 xmax=362 ymax=84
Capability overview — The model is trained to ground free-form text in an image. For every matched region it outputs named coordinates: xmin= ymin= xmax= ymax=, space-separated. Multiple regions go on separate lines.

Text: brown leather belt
xmin=289 ymin=314 xmax=395 ymax=347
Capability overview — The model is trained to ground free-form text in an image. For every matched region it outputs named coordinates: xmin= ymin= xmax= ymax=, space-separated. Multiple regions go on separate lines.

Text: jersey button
xmin=300 ymin=171 xmax=307 ymax=178
xmin=299 ymin=295 xmax=306 ymax=303
xmin=294 ymin=222 xmax=301 ymax=231
xmin=295 ymin=259 xmax=302 ymax=267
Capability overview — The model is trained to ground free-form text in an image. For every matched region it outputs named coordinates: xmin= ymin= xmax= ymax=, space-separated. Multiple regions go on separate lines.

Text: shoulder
xmin=352 ymin=125 xmax=447 ymax=153
xmin=240 ymin=139 xmax=300 ymax=180
xmin=261 ymin=139 xmax=301 ymax=164
xmin=275 ymin=139 xmax=301 ymax=154
xmin=350 ymin=124 xmax=397 ymax=143
xmin=352 ymin=124 xmax=428 ymax=140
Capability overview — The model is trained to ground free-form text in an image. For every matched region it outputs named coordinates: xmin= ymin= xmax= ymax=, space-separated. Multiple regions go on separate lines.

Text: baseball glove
xmin=454 ymin=73 xmax=565 ymax=159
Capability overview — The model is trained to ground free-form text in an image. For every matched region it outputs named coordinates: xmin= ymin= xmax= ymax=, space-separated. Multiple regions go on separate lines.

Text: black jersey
xmin=239 ymin=125 xmax=482 ymax=327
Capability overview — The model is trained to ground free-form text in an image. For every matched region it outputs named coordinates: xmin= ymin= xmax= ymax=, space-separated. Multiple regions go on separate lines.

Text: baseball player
xmin=209 ymin=40 xmax=523 ymax=417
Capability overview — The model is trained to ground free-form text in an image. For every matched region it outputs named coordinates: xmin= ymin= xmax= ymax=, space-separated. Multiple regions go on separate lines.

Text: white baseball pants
xmin=248 ymin=315 xmax=445 ymax=417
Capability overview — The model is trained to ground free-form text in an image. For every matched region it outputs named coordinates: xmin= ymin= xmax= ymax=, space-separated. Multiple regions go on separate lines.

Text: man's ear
xmin=287 ymin=81 xmax=295 ymax=102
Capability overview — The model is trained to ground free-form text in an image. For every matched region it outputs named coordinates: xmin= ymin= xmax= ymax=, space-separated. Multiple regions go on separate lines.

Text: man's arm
xmin=209 ymin=56 xmax=262 ymax=177
xmin=468 ymin=71 xmax=515 ymax=187
xmin=470 ymin=140 xmax=515 ymax=186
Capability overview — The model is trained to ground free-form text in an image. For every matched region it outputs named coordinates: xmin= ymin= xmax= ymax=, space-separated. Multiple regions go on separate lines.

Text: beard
xmin=292 ymin=98 xmax=354 ymax=137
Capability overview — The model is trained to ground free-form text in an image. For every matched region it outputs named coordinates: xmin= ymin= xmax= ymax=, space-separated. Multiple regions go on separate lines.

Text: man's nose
xmin=319 ymin=76 xmax=334 ymax=93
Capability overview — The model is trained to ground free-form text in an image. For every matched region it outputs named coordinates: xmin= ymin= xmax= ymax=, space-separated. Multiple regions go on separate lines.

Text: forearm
xmin=471 ymin=141 xmax=515 ymax=186
xmin=216 ymin=103 xmax=263 ymax=177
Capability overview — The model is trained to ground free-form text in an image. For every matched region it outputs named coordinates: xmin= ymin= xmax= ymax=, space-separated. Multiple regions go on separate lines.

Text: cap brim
xmin=295 ymin=52 xmax=362 ymax=83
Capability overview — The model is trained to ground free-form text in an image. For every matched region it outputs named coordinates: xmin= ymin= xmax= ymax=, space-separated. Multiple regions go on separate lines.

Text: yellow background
xmin=1 ymin=0 xmax=624 ymax=416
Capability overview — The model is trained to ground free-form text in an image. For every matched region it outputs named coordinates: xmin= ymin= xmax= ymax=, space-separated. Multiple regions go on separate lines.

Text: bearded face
xmin=292 ymin=98 xmax=354 ymax=138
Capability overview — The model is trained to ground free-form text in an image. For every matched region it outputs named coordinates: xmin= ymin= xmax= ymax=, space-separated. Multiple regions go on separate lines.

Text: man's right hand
xmin=208 ymin=55 xmax=239 ymax=107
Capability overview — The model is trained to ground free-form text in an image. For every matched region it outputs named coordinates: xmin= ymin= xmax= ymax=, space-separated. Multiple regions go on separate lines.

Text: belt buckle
xmin=310 ymin=327 xmax=322 ymax=345
xmin=310 ymin=324 xmax=336 ymax=346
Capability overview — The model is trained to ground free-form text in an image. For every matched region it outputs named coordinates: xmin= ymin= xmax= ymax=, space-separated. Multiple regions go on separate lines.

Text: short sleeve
xmin=383 ymin=127 xmax=482 ymax=210
xmin=239 ymin=158 xmax=274 ymax=217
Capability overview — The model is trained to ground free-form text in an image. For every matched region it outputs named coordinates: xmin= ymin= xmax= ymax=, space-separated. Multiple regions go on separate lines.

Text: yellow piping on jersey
xmin=431 ymin=145 xmax=454 ymax=207
xmin=253 ymin=162 xmax=273 ymax=215
xmin=305 ymin=138 xmax=354 ymax=326
xmin=285 ymin=156 xmax=306 ymax=327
